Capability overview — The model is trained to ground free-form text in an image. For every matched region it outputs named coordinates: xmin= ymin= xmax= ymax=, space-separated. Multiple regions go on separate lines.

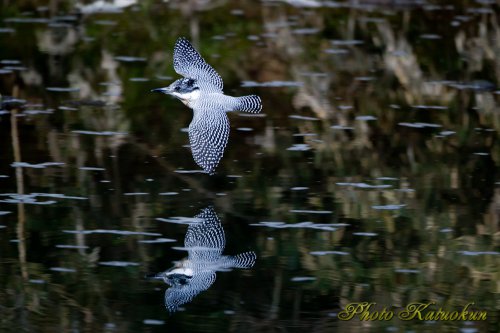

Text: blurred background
xmin=0 ymin=0 xmax=499 ymax=332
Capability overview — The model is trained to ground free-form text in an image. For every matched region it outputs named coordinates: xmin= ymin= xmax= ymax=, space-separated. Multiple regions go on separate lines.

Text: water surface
xmin=0 ymin=0 xmax=499 ymax=332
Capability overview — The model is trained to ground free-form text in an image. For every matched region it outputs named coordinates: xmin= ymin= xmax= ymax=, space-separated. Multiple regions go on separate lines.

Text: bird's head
xmin=151 ymin=78 xmax=200 ymax=106
xmin=145 ymin=258 xmax=194 ymax=286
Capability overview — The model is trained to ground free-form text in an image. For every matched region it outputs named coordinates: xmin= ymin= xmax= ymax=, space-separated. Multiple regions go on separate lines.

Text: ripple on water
xmin=58 ymin=106 xmax=78 ymax=111
xmin=324 ymin=48 xmax=349 ymax=55
xmin=331 ymin=39 xmax=364 ymax=46
xmin=72 ymin=130 xmax=128 ymax=136
xmin=291 ymin=277 xmax=316 ymax=282
xmin=29 ymin=279 xmax=46 ymax=284
xmin=394 ymin=269 xmax=420 ymax=274
xmin=46 ymin=87 xmax=80 ymax=92
xmin=292 ymin=133 xmax=317 ymax=137
xmin=174 ymin=169 xmax=206 ymax=174
xmin=23 ymin=109 xmax=54 ymax=115
xmin=4 ymin=17 xmax=50 ymax=24
xmin=49 ymin=267 xmax=77 ymax=273
xmin=459 ymin=328 xmax=479 ymax=333
xmin=457 ymin=251 xmax=499 ymax=256
xmin=286 ymin=144 xmax=312 ymax=151
xmin=3 ymin=66 xmax=27 ymax=72
xmin=448 ymin=80 xmax=496 ymax=91
xmin=129 ymin=77 xmax=149 ymax=82
xmin=79 ymin=167 xmax=105 ymax=171
xmin=155 ymin=75 xmax=172 ymax=80
xmin=331 ymin=125 xmax=354 ymax=130
xmin=336 ymin=182 xmax=392 ymax=189
xmin=11 ymin=162 xmax=65 ymax=168
xmin=241 ymin=81 xmax=303 ymax=88
xmin=32 ymin=193 xmax=87 ymax=200
xmin=63 ymin=229 xmax=161 ymax=236
xmin=355 ymin=76 xmax=375 ymax=81
xmin=0 ymin=193 xmax=86 ymax=205
xmin=156 ymin=217 xmax=204 ymax=225
xmin=250 ymin=221 xmax=340 ymax=231
xmin=143 ymin=319 xmax=165 ymax=326
xmin=0 ymin=28 xmax=16 ymax=33
xmin=290 ymin=209 xmax=333 ymax=214
xmin=138 ymin=238 xmax=176 ymax=244
xmin=289 ymin=115 xmax=319 ymax=121
xmin=56 ymin=244 xmax=89 ymax=249
xmin=310 ymin=251 xmax=349 ymax=256
xmin=292 ymin=28 xmax=320 ymax=35
xmin=398 ymin=122 xmax=442 ymax=128
xmin=114 ymin=56 xmax=146 ymax=62
xmin=420 ymin=34 xmax=442 ymax=39
xmin=372 ymin=204 xmax=406 ymax=210
xmin=437 ymin=130 xmax=455 ymax=137
xmin=353 ymin=232 xmax=378 ymax=237
xmin=99 ymin=261 xmax=140 ymax=267
xmin=411 ymin=105 xmax=448 ymax=110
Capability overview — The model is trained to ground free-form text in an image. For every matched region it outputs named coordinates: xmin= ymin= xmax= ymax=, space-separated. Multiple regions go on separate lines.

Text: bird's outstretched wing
xmin=173 ymin=37 xmax=224 ymax=93
xmin=164 ymin=271 xmax=216 ymax=312
xmin=185 ymin=206 xmax=226 ymax=260
xmin=188 ymin=108 xmax=229 ymax=175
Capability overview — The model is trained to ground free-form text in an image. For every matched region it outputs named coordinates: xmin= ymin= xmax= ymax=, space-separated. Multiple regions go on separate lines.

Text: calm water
xmin=0 ymin=0 xmax=499 ymax=332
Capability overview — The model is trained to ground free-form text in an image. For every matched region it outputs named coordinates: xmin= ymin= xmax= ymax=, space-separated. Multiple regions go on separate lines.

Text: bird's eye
xmin=175 ymin=86 xmax=180 ymax=91
xmin=187 ymin=79 xmax=194 ymax=86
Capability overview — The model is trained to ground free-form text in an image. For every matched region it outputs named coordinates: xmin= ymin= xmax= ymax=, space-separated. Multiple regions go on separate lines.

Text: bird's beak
xmin=150 ymin=87 xmax=171 ymax=94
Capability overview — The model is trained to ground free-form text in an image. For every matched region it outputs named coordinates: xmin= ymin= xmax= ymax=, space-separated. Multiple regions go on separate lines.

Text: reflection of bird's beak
xmin=144 ymin=272 xmax=164 ymax=280
xmin=150 ymin=87 xmax=171 ymax=94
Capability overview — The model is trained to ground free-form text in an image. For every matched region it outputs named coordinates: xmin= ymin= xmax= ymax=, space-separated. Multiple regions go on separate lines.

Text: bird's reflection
xmin=150 ymin=206 xmax=256 ymax=312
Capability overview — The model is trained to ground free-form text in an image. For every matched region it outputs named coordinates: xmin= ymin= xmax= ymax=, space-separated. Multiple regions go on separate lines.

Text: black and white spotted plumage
xmin=173 ymin=37 xmax=224 ymax=93
xmin=152 ymin=207 xmax=256 ymax=313
xmin=188 ymin=109 xmax=229 ymax=175
xmin=152 ymin=37 xmax=263 ymax=174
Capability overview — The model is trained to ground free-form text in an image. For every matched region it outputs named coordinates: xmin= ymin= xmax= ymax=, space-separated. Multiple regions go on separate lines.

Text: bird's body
xmin=152 ymin=37 xmax=262 ymax=174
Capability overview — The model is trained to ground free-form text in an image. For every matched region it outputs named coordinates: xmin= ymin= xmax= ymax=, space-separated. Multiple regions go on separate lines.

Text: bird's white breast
xmin=178 ymin=89 xmax=201 ymax=108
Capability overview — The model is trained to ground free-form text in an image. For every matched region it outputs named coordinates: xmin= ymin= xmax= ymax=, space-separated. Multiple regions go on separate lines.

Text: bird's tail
xmin=229 ymin=251 xmax=257 ymax=269
xmin=235 ymin=95 xmax=262 ymax=113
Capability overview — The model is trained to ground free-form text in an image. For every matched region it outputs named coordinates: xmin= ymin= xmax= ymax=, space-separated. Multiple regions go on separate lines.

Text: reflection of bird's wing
xmin=164 ymin=271 xmax=216 ymax=312
xmin=185 ymin=206 xmax=225 ymax=260
xmin=173 ymin=37 xmax=223 ymax=93
xmin=188 ymin=107 xmax=229 ymax=175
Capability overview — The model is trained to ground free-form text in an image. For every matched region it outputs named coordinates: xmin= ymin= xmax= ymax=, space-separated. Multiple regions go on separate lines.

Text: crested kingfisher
xmin=151 ymin=37 xmax=262 ymax=174
xmin=147 ymin=206 xmax=256 ymax=312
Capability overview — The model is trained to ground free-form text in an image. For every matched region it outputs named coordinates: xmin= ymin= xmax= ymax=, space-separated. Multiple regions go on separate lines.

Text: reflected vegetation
xmin=150 ymin=206 xmax=256 ymax=312
xmin=0 ymin=0 xmax=499 ymax=332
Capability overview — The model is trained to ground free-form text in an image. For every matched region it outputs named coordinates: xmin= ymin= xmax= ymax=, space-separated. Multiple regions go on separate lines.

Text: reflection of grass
xmin=0 ymin=0 xmax=499 ymax=331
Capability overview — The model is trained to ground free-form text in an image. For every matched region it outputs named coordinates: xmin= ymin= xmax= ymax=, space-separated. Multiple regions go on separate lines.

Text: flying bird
xmin=152 ymin=37 xmax=262 ymax=174
xmin=148 ymin=206 xmax=256 ymax=312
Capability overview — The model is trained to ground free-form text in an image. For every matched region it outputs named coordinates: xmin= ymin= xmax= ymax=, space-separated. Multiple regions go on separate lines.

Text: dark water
xmin=0 ymin=0 xmax=499 ymax=332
